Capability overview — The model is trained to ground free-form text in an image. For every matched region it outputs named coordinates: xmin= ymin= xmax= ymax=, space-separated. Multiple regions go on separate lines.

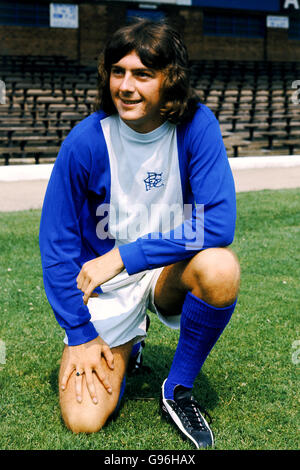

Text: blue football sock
xmin=131 ymin=342 xmax=141 ymax=358
xmin=117 ymin=341 xmax=143 ymax=410
xmin=164 ymin=291 xmax=237 ymax=400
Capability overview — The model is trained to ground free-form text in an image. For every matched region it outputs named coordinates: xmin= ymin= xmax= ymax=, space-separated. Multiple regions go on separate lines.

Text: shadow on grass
xmin=125 ymin=343 xmax=219 ymax=412
xmin=49 ymin=364 xmax=60 ymax=394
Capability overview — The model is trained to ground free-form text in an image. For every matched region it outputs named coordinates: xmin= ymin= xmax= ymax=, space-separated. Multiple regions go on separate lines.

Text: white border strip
xmin=229 ymin=155 xmax=300 ymax=170
xmin=0 ymin=164 xmax=54 ymax=181
xmin=0 ymin=156 xmax=300 ymax=181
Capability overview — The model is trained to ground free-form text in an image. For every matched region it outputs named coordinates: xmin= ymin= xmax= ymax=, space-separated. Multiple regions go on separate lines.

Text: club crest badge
xmin=144 ymin=171 xmax=164 ymax=191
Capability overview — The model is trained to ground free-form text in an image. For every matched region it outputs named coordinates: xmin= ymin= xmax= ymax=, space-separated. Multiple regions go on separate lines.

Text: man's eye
xmin=136 ymin=70 xmax=152 ymax=78
xmin=111 ymin=68 xmax=123 ymax=76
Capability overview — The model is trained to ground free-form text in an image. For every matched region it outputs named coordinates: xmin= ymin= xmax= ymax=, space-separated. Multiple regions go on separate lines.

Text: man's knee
xmin=188 ymin=247 xmax=240 ymax=307
xmin=61 ymin=393 xmax=118 ymax=434
xmin=64 ymin=407 xmax=109 ymax=434
xmin=59 ymin=342 xmax=132 ymax=435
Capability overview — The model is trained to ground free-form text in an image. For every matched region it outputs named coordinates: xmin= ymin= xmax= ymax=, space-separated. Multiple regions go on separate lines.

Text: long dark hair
xmin=94 ymin=17 xmax=199 ymax=124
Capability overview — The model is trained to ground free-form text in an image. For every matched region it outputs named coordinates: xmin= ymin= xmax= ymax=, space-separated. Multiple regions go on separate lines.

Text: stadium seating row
xmin=1 ymin=55 xmax=300 ymax=164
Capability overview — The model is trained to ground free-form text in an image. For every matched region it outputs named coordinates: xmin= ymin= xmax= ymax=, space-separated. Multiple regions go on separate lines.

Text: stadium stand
xmin=0 ymin=55 xmax=96 ymax=164
xmin=1 ymin=54 xmax=300 ymax=164
xmin=191 ymin=59 xmax=300 ymax=158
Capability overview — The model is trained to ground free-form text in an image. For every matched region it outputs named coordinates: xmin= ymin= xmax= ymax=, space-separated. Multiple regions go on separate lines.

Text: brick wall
xmin=79 ymin=3 xmax=113 ymax=66
xmin=0 ymin=25 xmax=78 ymax=59
xmin=201 ymin=37 xmax=265 ymax=62
xmin=178 ymin=8 xmax=265 ymax=61
xmin=0 ymin=3 xmax=299 ymax=64
xmin=179 ymin=9 xmax=204 ymax=60
xmin=266 ymin=28 xmax=300 ymax=62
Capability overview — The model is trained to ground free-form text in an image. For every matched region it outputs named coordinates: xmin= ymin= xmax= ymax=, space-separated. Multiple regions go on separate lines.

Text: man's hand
xmin=60 ymin=336 xmax=115 ymax=404
xmin=77 ymin=248 xmax=124 ymax=305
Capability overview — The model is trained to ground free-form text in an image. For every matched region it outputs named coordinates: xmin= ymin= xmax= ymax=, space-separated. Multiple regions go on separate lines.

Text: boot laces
xmin=177 ymin=396 xmax=212 ymax=432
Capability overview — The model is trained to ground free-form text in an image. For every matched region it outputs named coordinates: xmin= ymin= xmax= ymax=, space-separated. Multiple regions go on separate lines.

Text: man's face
xmin=109 ymin=50 xmax=166 ymax=133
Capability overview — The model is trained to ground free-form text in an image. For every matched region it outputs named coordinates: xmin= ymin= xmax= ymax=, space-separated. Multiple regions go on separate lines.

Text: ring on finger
xmin=76 ymin=371 xmax=84 ymax=377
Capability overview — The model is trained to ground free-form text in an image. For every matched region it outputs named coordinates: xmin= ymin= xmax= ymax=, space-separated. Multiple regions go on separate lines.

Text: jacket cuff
xmin=118 ymin=239 xmax=149 ymax=275
xmin=65 ymin=321 xmax=99 ymax=346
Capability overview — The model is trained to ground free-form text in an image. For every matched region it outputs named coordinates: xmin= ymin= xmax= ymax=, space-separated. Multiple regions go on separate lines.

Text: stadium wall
xmin=0 ymin=1 xmax=300 ymax=64
xmin=0 ymin=25 xmax=78 ymax=59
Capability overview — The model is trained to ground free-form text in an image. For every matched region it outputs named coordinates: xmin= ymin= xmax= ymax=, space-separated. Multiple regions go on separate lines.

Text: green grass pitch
xmin=0 ymin=188 xmax=299 ymax=450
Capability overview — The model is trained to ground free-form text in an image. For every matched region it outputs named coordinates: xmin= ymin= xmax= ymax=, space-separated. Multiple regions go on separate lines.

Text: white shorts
xmin=63 ymin=268 xmax=181 ymax=348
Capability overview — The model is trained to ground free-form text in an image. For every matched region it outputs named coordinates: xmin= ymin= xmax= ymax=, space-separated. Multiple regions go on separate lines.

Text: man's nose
xmin=119 ymin=72 xmax=135 ymax=92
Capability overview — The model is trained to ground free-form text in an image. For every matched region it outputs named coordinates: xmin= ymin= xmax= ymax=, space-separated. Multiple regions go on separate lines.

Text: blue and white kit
xmin=39 ymin=104 xmax=236 ymax=347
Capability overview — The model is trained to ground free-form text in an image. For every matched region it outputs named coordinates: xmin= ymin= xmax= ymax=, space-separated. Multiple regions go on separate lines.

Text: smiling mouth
xmin=119 ymin=98 xmax=142 ymax=105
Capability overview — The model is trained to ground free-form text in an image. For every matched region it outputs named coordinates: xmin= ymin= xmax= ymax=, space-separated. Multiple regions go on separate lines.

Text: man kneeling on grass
xmin=39 ymin=18 xmax=240 ymax=449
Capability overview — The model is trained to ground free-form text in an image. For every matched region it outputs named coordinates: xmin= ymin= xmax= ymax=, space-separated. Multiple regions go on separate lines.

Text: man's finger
xmin=102 ymin=344 xmax=115 ymax=370
xmin=75 ymin=371 xmax=84 ymax=403
xmin=83 ymin=282 xmax=96 ymax=305
xmin=85 ymin=370 xmax=98 ymax=404
xmin=81 ymin=276 xmax=91 ymax=296
xmin=94 ymin=365 xmax=112 ymax=394
xmin=76 ymin=270 xmax=83 ymax=289
xmin=61 ymin=364 xmax=74 ymax=391
xmin=76 ymin=262 xmax=89 ymax=289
